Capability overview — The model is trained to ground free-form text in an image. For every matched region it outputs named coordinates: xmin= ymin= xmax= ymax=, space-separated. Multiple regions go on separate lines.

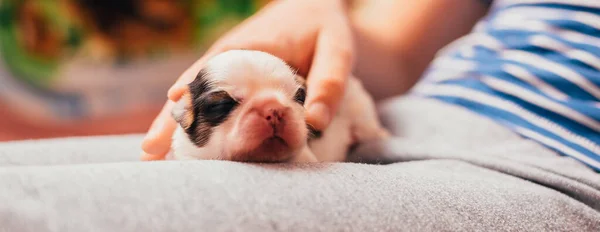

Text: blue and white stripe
xmin=415 ymin=0 xmax=600 ymax=171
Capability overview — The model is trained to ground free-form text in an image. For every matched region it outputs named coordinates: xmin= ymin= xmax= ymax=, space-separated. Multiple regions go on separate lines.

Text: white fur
xmin=170 ymin=50 xmax=388 ymax=162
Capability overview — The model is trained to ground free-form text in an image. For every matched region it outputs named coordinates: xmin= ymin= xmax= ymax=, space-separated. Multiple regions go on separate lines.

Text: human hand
xmin=141 ymin=0 xmax=354 ymax=161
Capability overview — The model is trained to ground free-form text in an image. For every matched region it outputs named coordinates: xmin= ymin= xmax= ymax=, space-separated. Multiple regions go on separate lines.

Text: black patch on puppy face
xmin=293 ymin=75 xmax=322 ymax=141
xmin=199 ymin=91 xmax=238 ymax=126
xmin=185 ymin=68 xmax=239 ymax=147
xmin=293 ymin=87 xmax=306 ymax=105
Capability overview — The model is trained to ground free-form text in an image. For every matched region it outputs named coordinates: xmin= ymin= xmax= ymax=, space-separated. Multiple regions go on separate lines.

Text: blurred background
xmin=0 ymin=0 xmax=273 ymax=141
xmin=0 ymin=0 xmax=416 ymax=141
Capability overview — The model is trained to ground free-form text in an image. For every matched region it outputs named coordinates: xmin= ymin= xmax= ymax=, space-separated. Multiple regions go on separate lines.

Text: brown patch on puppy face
xmin=173 ymin=91 xmax=194 ymax=130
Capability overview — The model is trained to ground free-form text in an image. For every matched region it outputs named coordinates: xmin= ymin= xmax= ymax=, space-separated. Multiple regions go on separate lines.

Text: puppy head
xmin=172 ymin=50 xmax=318 ymax=162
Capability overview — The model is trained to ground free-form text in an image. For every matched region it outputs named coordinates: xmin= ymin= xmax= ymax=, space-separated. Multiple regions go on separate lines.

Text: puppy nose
xmin=261 ymin=102 xmax=287 ymax=124
xmin=265 ymin=107 xmax=283 ymax=124
xmin=251 ymin=95 xmax=289 ymax=125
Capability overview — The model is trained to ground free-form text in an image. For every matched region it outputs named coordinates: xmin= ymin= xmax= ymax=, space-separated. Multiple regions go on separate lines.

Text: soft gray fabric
xmin=0 ymin=96 xmax=599 ymax=232
xmin=0 ymin=135 xmax=142 ymax=167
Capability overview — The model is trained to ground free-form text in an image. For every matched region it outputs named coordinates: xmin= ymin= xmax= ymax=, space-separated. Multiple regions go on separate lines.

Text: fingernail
xmin=307 ymin=102 xmax=331 ymax=130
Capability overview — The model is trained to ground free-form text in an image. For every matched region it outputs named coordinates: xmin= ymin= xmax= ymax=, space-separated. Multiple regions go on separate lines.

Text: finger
xmin=304 ymin=19 xmax=354 ymax=130
xmin=141 ymin=100 xmax=178 ymax=160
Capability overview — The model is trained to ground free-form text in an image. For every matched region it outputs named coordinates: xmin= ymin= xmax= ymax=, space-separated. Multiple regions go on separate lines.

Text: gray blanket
xmin=1 ymin=96 xmax=599 ymax=232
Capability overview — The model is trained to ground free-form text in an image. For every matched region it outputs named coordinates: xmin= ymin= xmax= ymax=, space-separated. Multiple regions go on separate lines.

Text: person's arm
xmin=350 ymin=0 xmax=490 ymax=99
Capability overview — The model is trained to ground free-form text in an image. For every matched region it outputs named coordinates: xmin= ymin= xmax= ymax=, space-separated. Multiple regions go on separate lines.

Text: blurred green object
xmin=0 ymin=0 xmax=60 ymax=87
xmin=0 ymin=0 xmax=268 ymax=122
xmin=0 ymin=0 xmax=267 ymax=88
xmin=193 ymin=0 xmax=264 ymax=45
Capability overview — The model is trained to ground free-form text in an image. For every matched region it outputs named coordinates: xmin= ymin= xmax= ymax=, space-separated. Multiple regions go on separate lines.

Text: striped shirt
xmin=413 ymin=0 xmax=600 ymax=171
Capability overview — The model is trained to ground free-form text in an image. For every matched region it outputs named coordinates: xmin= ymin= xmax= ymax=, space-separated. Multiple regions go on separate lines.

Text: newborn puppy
xmin=170 ymin=50 xmax=388 ymax=163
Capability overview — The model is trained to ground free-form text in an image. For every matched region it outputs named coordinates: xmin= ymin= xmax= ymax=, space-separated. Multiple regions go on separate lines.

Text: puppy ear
xmin=171 ymin=89 xmax=194 ymax=130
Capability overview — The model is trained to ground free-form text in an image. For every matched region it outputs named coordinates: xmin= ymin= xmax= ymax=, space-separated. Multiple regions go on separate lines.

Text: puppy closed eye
xmin=201 ymin=91 xmax=239 ymax=125
xmin=293 ymin=87 xmax=306 ymax=105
